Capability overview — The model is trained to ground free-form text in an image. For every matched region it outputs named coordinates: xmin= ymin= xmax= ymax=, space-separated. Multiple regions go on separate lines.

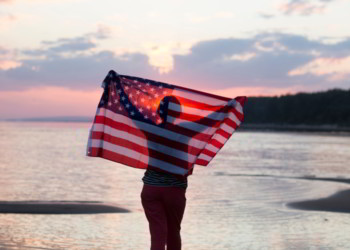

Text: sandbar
xmin=0 ymin=201 xmax=130 ymax=214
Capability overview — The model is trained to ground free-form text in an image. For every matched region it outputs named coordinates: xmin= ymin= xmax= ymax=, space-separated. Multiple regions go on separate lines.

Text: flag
xmin=87 ymin=70 xmax=247 ymax=176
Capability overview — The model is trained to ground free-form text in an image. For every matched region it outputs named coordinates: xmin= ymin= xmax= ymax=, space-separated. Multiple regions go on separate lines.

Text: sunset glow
xmin=1 ymin=0 xmax=350 ymax=118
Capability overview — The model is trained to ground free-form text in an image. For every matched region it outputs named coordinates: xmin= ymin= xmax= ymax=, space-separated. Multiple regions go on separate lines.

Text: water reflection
xmin=0 ymin=123 xmax=350 ymax=249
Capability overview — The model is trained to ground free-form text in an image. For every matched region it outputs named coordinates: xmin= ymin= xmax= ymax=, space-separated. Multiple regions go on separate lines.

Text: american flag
xmin=87 ymin=70 xmax=247 ymax=176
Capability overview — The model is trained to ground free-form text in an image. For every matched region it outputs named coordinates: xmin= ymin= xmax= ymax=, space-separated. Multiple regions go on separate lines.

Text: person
xmin=113 ymin=73 xmax=228 ymax=250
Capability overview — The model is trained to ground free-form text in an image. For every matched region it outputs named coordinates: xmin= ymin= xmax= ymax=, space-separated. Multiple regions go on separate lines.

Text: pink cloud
xmin=208 ymin=86 xmax=303 ymax=98
xmin=280 ymin=1 xmax=325 ymax=15
xmin=0 ymin=60 xmax=22 ymax=70
xmin=288 ymin=56 xmax=350 ymax=81
xmin=0 ymin=87 xmax=101 ymax=119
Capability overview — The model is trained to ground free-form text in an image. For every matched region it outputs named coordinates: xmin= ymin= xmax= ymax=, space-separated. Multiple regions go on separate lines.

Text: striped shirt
xmin=142 ymin=169 xmax=188 ymax=189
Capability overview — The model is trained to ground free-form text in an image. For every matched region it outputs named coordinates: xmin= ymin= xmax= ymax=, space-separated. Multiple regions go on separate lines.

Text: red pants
xmin=141 ymin=184 xmax=186 ymax=250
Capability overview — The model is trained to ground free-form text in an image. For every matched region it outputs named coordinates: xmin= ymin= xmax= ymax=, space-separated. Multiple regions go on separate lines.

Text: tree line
xmin=242 ymin=88 xmax=350 ymax=127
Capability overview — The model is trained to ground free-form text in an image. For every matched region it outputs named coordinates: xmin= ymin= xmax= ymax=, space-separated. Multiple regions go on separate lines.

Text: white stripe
xmin=97 ymin=108 xmax=207 ymax=148
xmin=228 ymin=112 xmax=241 ymax=126
xmin=203 ymin=143 xmax=220 ymax=153
xmin=92 ymin=123 xmax=197 ymax=163
xmin=211 ymin=133 xmax=227 ymax=144
xmin=197 ymin=153 xmax=212 ymax=162
xmin=167 ymin=116 xmax=218 ymax=135
xmin=173 ymin=89 xmax=228 ymax=106
xmin=90 ymin=139 xmax=187 ymax=175
xmin=221 ymin=123 xmax=235 ymax=134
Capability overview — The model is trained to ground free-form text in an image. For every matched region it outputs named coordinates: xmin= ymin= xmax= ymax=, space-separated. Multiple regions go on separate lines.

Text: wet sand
xmin=287 ymin=189 xmax=350 ymax=213
xmin=0 ymin=201 xmax=129 ymax=214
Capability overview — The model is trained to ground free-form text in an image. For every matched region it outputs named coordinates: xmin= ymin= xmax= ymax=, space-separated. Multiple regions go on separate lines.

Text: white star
xmin=134 ymin=101 xmax=138 ymax=105
xmin=138 ymin=84 xmax=141 ymax=88
xmin=136 ymin=90 xmax=140 ymax=95
xmin=160 ymin=101 xmax=164 ymax=105
xmin=141 ymin=98 xmax=145 ymax=102
xmin=159 ymin=85 xmax=163 ymax=89
xmin=111 ymin=91 xmax=115 ymax=96
xmin=126 ymin=104 xmax=130 ymax=108
xmin=150 ymin=88 xmax=154 ymax=92
xmin=114 ymin=99 xmax=118 ymax=104
xmin=130 ymin=111 xmax=135 ymax=116
xmin=155 ymin=94 xmax=159 ymax=98
xmin=159 ymin=110 xmax=163 ymax=114
xmin=152 ymin=112 xmax=156 ymax=116
xmin=134 ymin=80 xmax=138 ymax=83
xmin=121 ymin=96 xmax=125 ymax=101
xmin=108 ymin=102 xmax=112 ymax=106
xmin=147 ymin=105 xmax=150 ymax=109
xmin=142 ymin=89 xmax=146 ymax=92
xmin=117 ymin=89 xmax=122 ymax=94
xmin=125 ymin=86 xmax=129 ymax=90
xmin=118 ymin=106 xmax=122 ymax=111
xmin=139 ymin=108 xmax=143 ymax=113
xmin=144 ymin=115 xmax=148 ymax=119
xmin=129 ymin=93 xmax=133 ymax=98
xmin=146 ymin=83 xmax=150 ymax=86
xmin=157 ymin=118 xmax=162 ymax=124
xmin=163 ymin=91 xmax=167 ymax=95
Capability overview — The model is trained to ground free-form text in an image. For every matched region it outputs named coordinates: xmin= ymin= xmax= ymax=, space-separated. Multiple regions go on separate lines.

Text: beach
xmin=1 ymin=122 xmax=350 ymax=249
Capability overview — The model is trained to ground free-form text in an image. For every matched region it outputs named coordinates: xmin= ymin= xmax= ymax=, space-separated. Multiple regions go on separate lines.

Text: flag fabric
xmin=87 ymin=70 xmax=247 ymax=176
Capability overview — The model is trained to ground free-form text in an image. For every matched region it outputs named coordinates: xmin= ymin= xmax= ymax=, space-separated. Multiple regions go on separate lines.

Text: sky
xmin=1 ymin=0 xmax=350 ymax=119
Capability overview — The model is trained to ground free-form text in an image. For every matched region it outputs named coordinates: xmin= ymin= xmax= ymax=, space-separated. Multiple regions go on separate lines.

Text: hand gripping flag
xmin=87 ymin=70 xmax=247 ymax=176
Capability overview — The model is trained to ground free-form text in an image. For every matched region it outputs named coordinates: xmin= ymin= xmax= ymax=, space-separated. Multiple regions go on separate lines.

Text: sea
xmin=0 ymin=121 xmax=349 ymax=250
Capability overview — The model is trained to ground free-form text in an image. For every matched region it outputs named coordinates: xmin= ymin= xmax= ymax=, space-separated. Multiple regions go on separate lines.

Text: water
xmin=0 ymin=122 xmax=350 ymax=249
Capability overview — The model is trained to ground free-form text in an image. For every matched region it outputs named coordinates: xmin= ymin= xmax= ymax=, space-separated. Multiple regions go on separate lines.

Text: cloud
xmin=0 ymin=47 xmax=22 ymax=70
xmin=1 ymin=32 xmax=350 ymax=94
xmin=23 ymin=26 xmax=112 ymax=58
xmin=165 ymin=33 xmax=350 ymax=92
xmin=279 ymin=0 xmax=339 ymax=15
xmin=288 ymin=56 xmax=350 ymax=81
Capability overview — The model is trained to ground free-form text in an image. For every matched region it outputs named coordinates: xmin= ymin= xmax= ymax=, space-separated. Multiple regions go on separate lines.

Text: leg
xmin=141 ymin=185 xmax=168 ymax=250
xmin=162 ymin=187 xmax=186 ymax=250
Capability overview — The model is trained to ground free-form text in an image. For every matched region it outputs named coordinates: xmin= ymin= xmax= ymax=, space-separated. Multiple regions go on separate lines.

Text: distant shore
xmin=240 ymin=124 xmax=350 ymax=133
xmin=2 ymin=119 xmax=350 ymax=133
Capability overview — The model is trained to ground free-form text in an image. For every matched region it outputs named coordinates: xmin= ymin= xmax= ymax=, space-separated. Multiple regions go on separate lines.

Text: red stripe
xmin=224 ymin=116 xmax=239 ymax=130
xmin=195 ymin=158 xmax=209 ymax=166
xmin=208 ymin=138 xmax=223 ymax=149
xmin=88 ymin=147 xmax=148 ymax=169
xmin=172 ymin=96 xmax=227 ymax=111
xmin=199 ymin=148 xmax=216 ymax=157
xmin=230 ymin=108 xmax=244 ymax=121
xmin=95 ymin=116 xmax=204 ymax=154
xmin=90 ymin=131 xmax=191 ymax=169
xmin=216 ymin=128 xmax=232 ymax=139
